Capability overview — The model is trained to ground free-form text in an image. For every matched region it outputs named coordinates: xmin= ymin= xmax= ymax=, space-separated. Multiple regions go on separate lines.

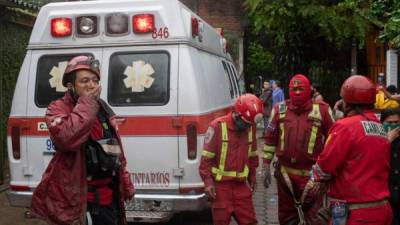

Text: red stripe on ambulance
xmin=7 ymin=107 xmax=231 ymax=136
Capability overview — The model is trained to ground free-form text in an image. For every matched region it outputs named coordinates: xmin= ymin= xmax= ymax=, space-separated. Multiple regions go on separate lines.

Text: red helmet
xmin=340 ymin=75 xmax=376 ymax=104
xmin=234 ymin=94 xmax=264 ymax=124
xmin=62 ymin=55 xmax=100 ymax=86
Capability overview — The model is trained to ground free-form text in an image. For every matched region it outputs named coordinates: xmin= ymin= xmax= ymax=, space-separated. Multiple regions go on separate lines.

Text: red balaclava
xmin=289 ymin=74 xmax=311 ymax=106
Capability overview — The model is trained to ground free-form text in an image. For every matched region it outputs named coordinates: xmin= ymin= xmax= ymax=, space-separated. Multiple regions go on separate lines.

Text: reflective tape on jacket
xmin=278 ymin=103 xmax=286 ymax=150
xmin=212 ymin=122 xmax=251 ymax=181
xmin=277 ymin=103 xmax=321 ymax=154
xmin=212 ymin=165 xmax=249 ymax=179
xmin=263 ymin=144 xmax=276 ymax=160
xmin=307 ymin=104 xmax=321 ymax=154
xmin=201 ymin=150 xmax=215 ymax=158
xmin=247 ymin=127 xmax=258 ymax=157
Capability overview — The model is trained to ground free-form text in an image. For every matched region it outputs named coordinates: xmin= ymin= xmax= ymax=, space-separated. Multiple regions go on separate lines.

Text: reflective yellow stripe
xmin=216 ymin=122 xmax=228 ymax=181
xmin=249 ymin=149 xmax=258 ymax=157
xmin=263 ymin=144 xmax=275 ymax=160
xmin=212 ymin=165 xmax=249 ymax=178
xmin=238 ymin=165 xmax=249 ymax=177
xmin=280 ymin=123 xmax=285 ymax=150
xmin=202 ymin=150 xmax=215 ymax=158
xmin=221 ymin=122 xmax=228 ymax=141
xmin=247 ymin=127 xmax=257 ymax=157
xmin=214 ymin=122 xmax=251 ymax=181
xmin=307 ymin=126 xmax=318 ymax=154
xmin=212 ymin=167 xmax=236 ymax=177
xmin=307 ymin=104 xmax=321 ymax=154
xmin=281 ymin=165 xmax=310 ymax=177
xmin=263 ymin=152 xmax=274 ymax=160
xmin=308 ymin=104 xmax=322 ymax=120
xmin=264 ymin=144 xmax=276 ymax=153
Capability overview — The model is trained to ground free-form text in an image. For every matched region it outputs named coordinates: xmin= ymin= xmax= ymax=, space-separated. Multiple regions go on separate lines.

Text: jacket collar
xmin=287 ymin=99 xmax=312 ymax=114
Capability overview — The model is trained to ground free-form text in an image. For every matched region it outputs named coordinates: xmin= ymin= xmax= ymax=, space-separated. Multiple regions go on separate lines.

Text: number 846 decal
xmin=152 ymin=27 xmax=169 ymax=39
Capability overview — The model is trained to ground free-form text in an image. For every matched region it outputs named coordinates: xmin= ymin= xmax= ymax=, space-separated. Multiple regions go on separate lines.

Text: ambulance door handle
xmin=115 ymin=116 xmax=126 ymax=125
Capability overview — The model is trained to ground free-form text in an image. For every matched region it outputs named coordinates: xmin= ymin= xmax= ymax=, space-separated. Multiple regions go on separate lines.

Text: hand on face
xmin=388 ymin=128 xmax=400 ymax=142
xmin=86 ymin=85 xmax=102 ymax=100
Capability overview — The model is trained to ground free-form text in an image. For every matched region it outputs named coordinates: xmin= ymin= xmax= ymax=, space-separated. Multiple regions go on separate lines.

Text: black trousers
xmin=86 ymin=201 xmax=119 ymax=225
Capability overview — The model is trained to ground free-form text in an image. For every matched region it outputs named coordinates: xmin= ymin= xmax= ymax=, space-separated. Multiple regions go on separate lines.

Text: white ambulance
xmin=6 ymin=0 xmax=243 ymax=222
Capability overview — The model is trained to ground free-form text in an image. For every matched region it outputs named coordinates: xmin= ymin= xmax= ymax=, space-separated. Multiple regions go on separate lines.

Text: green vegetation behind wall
xmin=0 ymin=22 xmax=31 ymax=183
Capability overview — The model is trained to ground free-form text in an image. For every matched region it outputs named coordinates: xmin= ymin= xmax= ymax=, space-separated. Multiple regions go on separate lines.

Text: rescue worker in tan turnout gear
xmin=263 ymin=74 xmax=334 ymax=225
xmin=199 ymin=94 xmax=264 ymax=225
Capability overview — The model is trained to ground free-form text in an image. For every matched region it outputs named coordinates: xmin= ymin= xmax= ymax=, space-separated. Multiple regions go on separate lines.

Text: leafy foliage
xmin=245 ymin=0 xmax=370 ymax=48
xmin=244 ymin=0 xmax=372 ymax=104
xmin=0 ymin=22 xmax=31 ymax=181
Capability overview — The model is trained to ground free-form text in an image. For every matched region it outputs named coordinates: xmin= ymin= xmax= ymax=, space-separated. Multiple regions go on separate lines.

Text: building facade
xmin=179 ymin=0 xmax=246 ymax=76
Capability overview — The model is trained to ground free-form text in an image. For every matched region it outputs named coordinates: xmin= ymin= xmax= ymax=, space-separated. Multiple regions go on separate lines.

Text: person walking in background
xmin=271 ymin=80 xmax=285 ymax=106
xmin=199 ymin=94 xmax=264 ymax=225
xmin=263 ymin=74 xmax=334 ymax=225
xmin=31 ymin=56 xmax=134 ymax=225
xmin=259 ymin=81 xmax=273 ymax=129
xmin=306 ymin=75 xmax=392 ymax=225
xmin=381 ymin=108 xmax=400 ymax=225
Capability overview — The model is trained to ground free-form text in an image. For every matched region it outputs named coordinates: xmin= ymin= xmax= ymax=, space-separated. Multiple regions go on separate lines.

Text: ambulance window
xmin=222 ymin=61 xmax=235 ymax=99
xmin=108 ymin=52 xmax=169 ymax=106
xmin=226 ymin=63 xmax=239 ymax=96
xmin=230 ymin=65 xmax=245 ymax=94
xmin=35 ymin=53 xmax=93 ymax=107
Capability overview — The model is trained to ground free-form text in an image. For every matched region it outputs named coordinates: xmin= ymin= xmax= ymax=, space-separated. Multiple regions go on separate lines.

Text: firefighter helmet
xmin=234 ymin=94 xmax=264 ymax=124
xmin=340 ymin=75 xmax=375 ymax=104
xmin=62 ymin=55 xmax=100 ymax=86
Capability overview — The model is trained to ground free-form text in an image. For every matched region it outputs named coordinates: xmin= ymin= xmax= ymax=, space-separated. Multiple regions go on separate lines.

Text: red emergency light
xmin=191 ymin=17 xmax=199 ymax=38
xmin=51 ymin=18 xmax=72 ymax=37
xmin=132 ymin=14 xmax=154 ymax=33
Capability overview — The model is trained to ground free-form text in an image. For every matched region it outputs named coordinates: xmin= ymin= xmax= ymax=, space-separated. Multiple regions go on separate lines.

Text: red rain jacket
xmin=31 ymin=92 xmax=134 ymax=225
xmin=264 ymin=100 xmax=334 ymax=169
xmin=199 ymin=112 xmax=259 ymax=188
xmin=313 ymin=110 xmax=391 ymax=203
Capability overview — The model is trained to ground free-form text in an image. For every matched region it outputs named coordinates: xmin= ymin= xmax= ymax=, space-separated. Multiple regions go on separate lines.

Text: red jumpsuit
xmin=311 ymin=110 xmax=392 ymax=225
xmin=264 ymin=99 xmax=334 ymax=225
xmin=199 ymin=112 xmax=259 ymax=225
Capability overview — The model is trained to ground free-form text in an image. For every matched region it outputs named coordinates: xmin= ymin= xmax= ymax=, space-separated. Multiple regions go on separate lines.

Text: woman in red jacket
xmin=31 ymin=55 xmax=134 ymax=225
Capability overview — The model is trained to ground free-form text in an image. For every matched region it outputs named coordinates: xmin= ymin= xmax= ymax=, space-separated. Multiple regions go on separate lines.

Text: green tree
xmin=349 ymin=0 xmax=400 ymax=47
xmin=244 ymin=0 xmax=372 ymax=103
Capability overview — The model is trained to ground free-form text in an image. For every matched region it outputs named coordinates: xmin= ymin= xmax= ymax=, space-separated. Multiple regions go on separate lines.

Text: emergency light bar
xmin=51 ymin=13 xmax=156 ymax=37
xmin=106 ymin=13 xmax=129 ymax=36
xmin=132 ymin=14 xmax=154 ymax=33
xmin=51 ymin=18 xmax=72 ymax=37
xmin=76 ymin=16 xmax=98 ymax=36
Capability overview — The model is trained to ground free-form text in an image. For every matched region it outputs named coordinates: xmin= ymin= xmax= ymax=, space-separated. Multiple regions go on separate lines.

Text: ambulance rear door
xmin=25 ymin=49 xmax=103 ymax=188
xmin=103 ymin=45 xmax=179 ymax=191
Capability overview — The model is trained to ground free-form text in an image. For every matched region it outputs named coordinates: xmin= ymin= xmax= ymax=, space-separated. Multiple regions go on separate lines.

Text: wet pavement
xmin=0 ymin=129 xmax=280 ymax=225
